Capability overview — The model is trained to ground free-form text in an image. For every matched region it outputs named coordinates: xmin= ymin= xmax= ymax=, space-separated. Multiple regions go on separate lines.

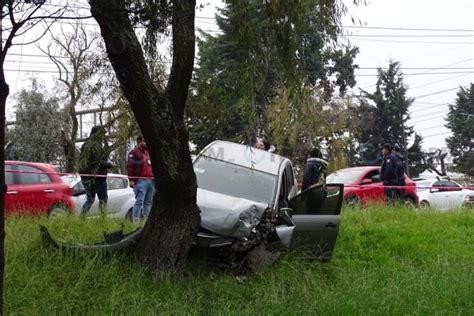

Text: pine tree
xmin=446 ymin=84 xmax=474 ymax=176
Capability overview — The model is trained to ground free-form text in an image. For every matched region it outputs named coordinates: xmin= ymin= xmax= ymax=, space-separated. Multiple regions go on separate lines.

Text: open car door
xmin=288 ymin=183 xmax=344 ymax=261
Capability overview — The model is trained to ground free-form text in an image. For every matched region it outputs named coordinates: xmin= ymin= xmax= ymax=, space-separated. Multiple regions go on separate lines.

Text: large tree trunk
xmin=0 ymin=69 xmax=9 ymax=315
xmin=89 ymin=0 xmax=200 ymax=277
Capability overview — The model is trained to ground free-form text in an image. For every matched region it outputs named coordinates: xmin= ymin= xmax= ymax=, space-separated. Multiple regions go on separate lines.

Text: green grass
xmin=4 ymin=205 xmax=474 ymax=315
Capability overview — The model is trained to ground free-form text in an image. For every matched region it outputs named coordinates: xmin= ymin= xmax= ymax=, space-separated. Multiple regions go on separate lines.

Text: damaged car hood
xmin=197 ymin=188 xmax=268 ymax=239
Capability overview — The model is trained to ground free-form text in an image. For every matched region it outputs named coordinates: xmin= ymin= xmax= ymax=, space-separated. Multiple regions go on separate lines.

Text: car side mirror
xmin=360 ymin=178 xmax=373 ymax=185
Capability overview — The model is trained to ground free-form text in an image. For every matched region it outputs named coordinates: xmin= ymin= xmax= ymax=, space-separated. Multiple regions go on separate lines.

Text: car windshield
xmin=194 ymin=156 xmax=277 ymax=205
xmin=326 ymin=170 xmax=363 ymax=184
xmin=416 ymin=181 xmax=432 ymax=192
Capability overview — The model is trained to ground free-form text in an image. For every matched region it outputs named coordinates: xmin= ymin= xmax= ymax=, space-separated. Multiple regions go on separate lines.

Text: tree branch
xmin=165 ymin=0 xmax=195 ymax=119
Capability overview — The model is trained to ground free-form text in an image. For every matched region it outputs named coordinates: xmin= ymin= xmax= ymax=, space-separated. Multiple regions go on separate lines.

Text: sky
xmin=3 ymin=0 xmax=474 ymax=150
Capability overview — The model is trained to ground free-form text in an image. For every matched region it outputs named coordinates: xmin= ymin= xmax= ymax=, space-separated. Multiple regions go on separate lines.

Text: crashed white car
xmin=57 ymin=141 xmax=344 ymax=260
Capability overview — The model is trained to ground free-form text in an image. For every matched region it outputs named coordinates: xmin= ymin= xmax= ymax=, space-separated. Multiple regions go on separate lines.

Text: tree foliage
xmin=357 ymin=60 xmax=426 ymax=175
xmin=7 ymin=79 xmax=65 ymax=163
xmin=446 ymin=83 xmax=474 ymax=176
xmin=188 ymin=0 xmax=360 ymax=153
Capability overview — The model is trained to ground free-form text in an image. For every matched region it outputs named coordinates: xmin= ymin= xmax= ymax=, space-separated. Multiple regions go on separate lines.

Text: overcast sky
xmin=4 ymin=0 xmax=473 ymax=150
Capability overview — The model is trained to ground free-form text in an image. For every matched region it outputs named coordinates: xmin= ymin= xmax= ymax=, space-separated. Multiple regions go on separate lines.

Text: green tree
xmin=359 ymin=60 xmax=426 ymax=175
xmin=446 ymin=83 xmax=474 ymax=176
xmin=188 ymin=0 xmax=360 ymax=151
xmin=8 ymin=79 xmax=65 ymax=163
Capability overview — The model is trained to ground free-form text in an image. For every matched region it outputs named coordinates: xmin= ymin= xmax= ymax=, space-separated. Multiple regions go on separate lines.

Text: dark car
xmin=5 ymin=161 xmax=73 ymax=216
xmin=326 ymin=166 xmax=418 ymax=206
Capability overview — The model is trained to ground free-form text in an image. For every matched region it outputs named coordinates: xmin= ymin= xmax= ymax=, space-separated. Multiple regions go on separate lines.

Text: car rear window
xmin=18 ymin=165 xmax=51 ymax=184
xmin=327 ymin=170 xmax=363 ymax=184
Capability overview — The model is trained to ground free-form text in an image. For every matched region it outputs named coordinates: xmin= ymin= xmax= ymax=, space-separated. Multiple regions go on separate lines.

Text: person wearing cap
xmin=78 ymin=126 xmax=116 ymax=216
xmin=127 ymin=135 xmax=155 ymax=223
xmin=380 ymin=143 xmax=399 ymax=203
xmin=301 ymin=147 xmax=328 ymax=192
xmin=392 ymin=144 xmax=406 ymax=200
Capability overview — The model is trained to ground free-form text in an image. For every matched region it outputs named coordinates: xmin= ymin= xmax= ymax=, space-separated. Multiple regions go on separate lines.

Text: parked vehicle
xmin=5 ymin=161 xmax=73 ymax=216
xmin=326 ymin=166 xmax=418 ymax=206
xmin=48 ymin=140 xmax=344 ymax=261
xmin=61 ymin=173 xmax=135 ymax=219
xmin=415 ymin=178 xmax=473 ymax=211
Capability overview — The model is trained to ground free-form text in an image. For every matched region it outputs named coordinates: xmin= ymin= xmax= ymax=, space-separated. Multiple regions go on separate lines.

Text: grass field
xmin=4 ymin=205 xmax=474 ymax=315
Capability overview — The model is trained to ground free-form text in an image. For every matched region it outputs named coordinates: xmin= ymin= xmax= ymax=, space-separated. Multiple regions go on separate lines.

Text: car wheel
xmin=345 ymin=195 xmax=360 ymax=207
xmin=48 ymin=203 xmax=70 ymax=218
xmin=419 ymin=201 xmax=430 ymax=209
xmin=403 ymin=197 xmax=416 ymax=208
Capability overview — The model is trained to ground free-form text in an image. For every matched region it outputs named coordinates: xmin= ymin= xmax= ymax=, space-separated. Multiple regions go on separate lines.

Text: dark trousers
xmin=383 ymin=181 xmax=398 ymax=203
xmin=81 ymin=177 xmax=108 ymax=215
xmin=396 ymin=179 xmax=406 ymax=200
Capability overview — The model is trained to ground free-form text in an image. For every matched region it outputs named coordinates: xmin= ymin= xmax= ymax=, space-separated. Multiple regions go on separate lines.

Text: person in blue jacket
xmin=380 ymin=143 xmax=399 ymax=203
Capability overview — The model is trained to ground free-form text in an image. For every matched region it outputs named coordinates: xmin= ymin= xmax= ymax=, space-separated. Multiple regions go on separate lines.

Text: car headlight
xmin=234 ymin=206 xmax=261 ymax=239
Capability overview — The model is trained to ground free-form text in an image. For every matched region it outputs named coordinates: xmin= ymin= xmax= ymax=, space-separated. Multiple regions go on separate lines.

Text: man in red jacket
xmin=127 ymin=135 xmax=155 ymax=223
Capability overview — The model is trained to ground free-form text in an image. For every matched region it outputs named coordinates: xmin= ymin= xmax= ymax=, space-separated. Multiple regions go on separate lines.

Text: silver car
xmin=52 ymin=141 xmax=344 ymax=260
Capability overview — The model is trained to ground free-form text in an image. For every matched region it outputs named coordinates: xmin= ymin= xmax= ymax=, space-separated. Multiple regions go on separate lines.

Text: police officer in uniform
xmin=380 ymin=143 xmax=398 ymax=203
xmin=392 ymin=144 xmax=406 ymax=200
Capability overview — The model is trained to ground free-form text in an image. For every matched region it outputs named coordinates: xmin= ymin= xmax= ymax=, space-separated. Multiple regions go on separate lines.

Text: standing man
xmin=301 ymin=147 xmax=328 ymax=192
xmin=127 ymin=135 xmax=155 ymax=223
xmin=78 ymin=126 xmax=116 ymax=216
xmin=380 ymin=143 xmax=398 ymax=203
xmin=392 ymin=144 xmax=406 ymax=200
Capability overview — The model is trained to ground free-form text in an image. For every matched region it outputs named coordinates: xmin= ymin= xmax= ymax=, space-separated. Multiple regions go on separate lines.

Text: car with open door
xmin=44 ymin=141 xmax=344 ymax=261
xmin=416 ymin=178 xmax=472 ymax=211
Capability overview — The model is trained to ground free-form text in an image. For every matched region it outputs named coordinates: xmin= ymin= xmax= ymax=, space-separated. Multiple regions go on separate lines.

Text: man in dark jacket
xmin=127 ymin=135 xmax=155 ymax=223
xmin=392 ymin=144 xmax=406 ymax=200
xmin=79 ymin=126 xmax=115 ymax=216
xmin=301 ymin=147 xmax=328 ymax=192
xmin=380 ymin=143 xmax=398 ymax=203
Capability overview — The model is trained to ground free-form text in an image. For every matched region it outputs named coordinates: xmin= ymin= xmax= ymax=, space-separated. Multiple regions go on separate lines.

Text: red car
xmin=5 ymin=161 xmax=73 ymax=216
xmin=326 ymin=166 xmax=418 ymax=206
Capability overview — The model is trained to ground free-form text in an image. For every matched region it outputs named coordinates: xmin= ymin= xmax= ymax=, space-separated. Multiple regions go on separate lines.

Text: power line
xmin=412 ymin=87 xmax=461 ymax=99
xmin=409 ymin=73 xmax=472 ymax=90
xmin=356 ymin=71 xmax=474 ymax=77
xmin=341 ymin=25 xmax=474 ymax=32
xmin=341 ymin=34 xmax=474 ymax=38
xmin=423 ymin=132 xmax=451 ymax=138
xmin=346 ymin=38 xmax=474 ymax=44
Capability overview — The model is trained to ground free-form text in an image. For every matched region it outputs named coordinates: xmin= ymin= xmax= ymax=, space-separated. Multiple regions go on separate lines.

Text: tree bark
xmin=89 ymin=0 xmax=200 ymax=277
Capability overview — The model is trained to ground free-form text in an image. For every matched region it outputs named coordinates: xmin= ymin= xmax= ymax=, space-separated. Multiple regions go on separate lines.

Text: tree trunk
xmin=0 ymin=70 xmax=9 ymax=316
xmin=89 ymin=0 xmax=200 ymax=277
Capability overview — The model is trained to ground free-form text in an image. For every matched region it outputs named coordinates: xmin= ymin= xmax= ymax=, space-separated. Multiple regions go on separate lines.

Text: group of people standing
xmin=380 ymin=143 xmax=406 ymax=202
xmin=78 ymin=127 xmax=155 ymax=223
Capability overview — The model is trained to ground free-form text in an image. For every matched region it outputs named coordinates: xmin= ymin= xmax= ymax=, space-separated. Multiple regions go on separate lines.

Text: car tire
xmin=419 ymin=201 xmax=430 ymax=209
xmin=345 ymin=195 xmax=360 ymax=207
xmin=403 ymin=197 xmax=416 ymax=208
xmin=48 ymin=203 xmax=70 ymax=218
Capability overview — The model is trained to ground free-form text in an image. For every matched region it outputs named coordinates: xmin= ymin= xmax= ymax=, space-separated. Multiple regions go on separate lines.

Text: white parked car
xmin=415 ymin=178 xmax=473 ymax=211
xmin=61 ymin=173 xmax=135 ymax=219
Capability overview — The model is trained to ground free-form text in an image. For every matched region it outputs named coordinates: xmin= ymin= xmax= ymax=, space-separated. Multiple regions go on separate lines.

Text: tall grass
xmin=4 ymin=205 xmax=474 ymax=315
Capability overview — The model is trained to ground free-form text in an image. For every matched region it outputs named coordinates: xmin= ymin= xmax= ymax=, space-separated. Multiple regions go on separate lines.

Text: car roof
xmin=197 ymin=140 xmax=288 ymax=175
xmin=5 ymin=160 xmax=57 ymax=171
xmin=332 ymin=166 xmax=380 ymax=173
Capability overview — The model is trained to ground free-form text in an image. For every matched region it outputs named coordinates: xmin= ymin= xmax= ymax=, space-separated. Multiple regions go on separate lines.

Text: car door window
xmin=17 ymin=165 xmax=51 ymax=184
xmin=443 ymin=181 xmax=462 ymax=191
xmin=5 ymin=164 xmax=14 ymax=185
xmin=289 ymin=184 xmax=343 ymax=215
xmin=107 ymin=178 xmax=128 ymax=190
xmin=364 ymin=170 xmax=381 ymax=183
